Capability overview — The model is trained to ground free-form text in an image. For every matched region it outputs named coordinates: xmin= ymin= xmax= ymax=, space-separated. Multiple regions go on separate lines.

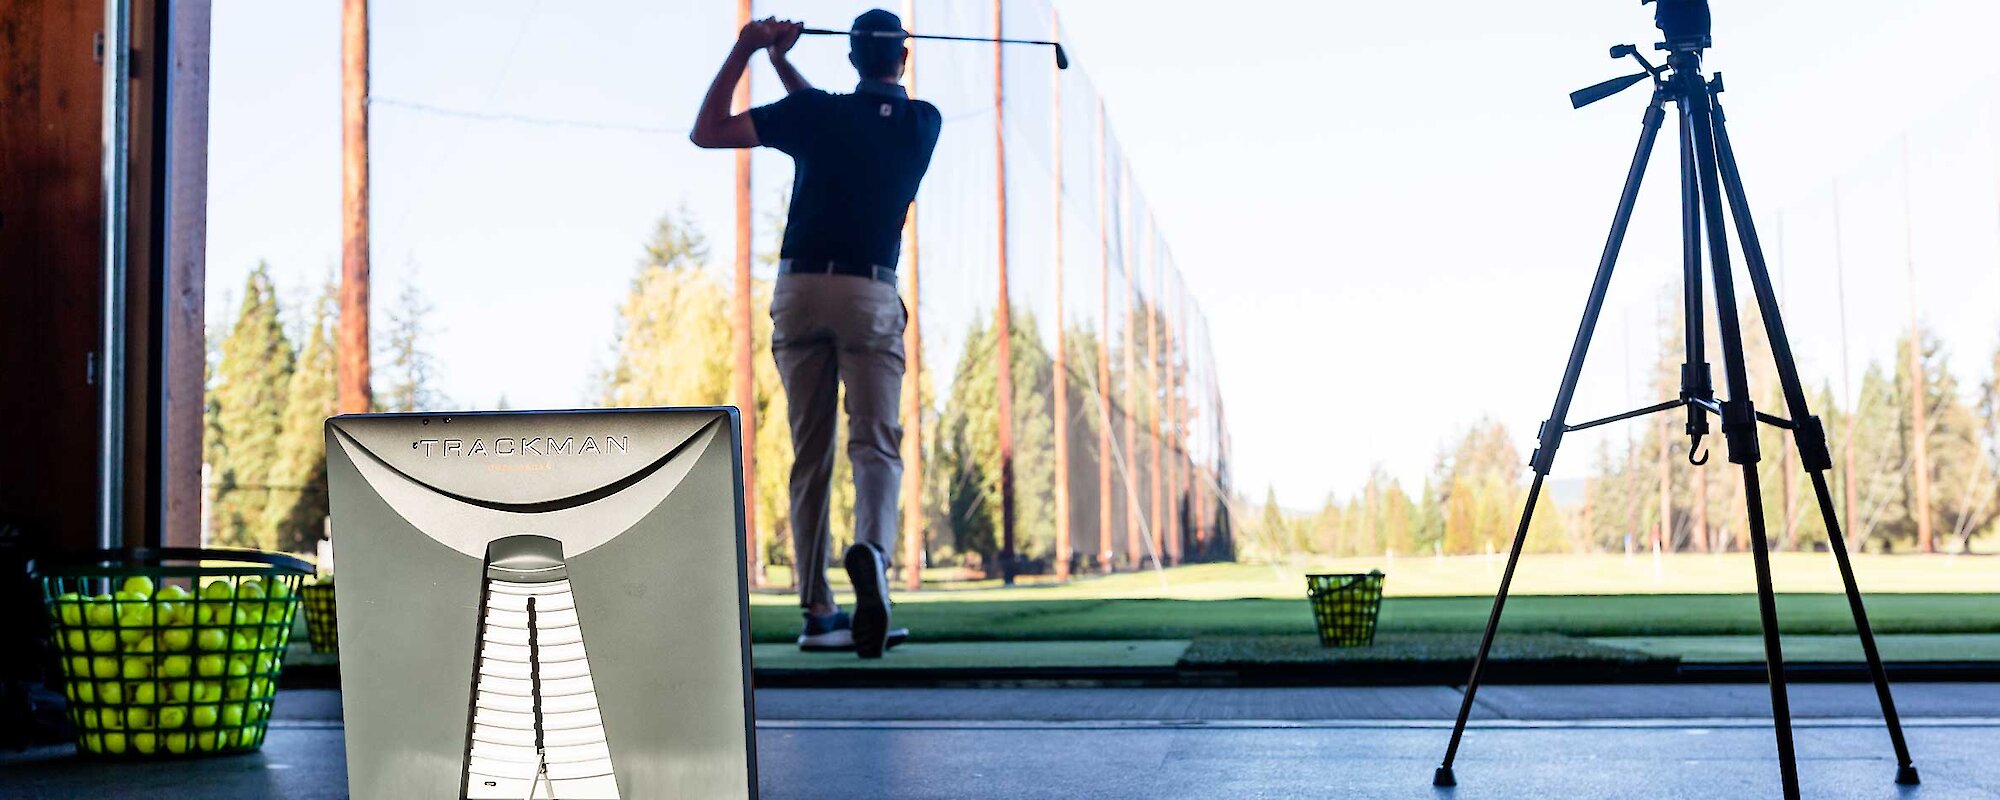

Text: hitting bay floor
xmin=7 ymin=685 xmax=2000 ymax=798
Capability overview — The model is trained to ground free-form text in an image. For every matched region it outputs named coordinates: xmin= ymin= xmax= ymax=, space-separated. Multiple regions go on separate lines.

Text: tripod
xmin=1429 ymin=45 xmax=1920 ymax=800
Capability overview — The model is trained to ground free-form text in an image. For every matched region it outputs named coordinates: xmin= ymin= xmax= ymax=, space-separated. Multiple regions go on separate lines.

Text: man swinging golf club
xmin=692 ymin=10 xmax=939 ymax=658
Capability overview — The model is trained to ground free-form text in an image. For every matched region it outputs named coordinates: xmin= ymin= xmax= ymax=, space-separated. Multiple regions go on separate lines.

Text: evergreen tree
xmin=208 ymin=264 xmax=295 ymax=549
xmin=264 ymin=281 xmax=338 ymax=552
xmin=378 ymin=275 xmax=448 ymax=412
xmin=930 ymin=312 xmax=1058 ymax=571
xmin=1850 ymin=361 xmax=1903 ymax=550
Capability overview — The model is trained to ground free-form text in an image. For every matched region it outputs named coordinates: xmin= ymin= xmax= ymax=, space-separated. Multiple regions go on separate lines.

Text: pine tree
xmin=1851 ymin=361 xmax=1903 ymax=551
xmin=209 ymin=264 xmax=295 ymax=549
xmin=264 ymin=281 xmax=338 ymax=551
xmin=930 ymin=312 xmax=1058 ymax=571
xmin=378 ymin=275 xmax=447 ymax=412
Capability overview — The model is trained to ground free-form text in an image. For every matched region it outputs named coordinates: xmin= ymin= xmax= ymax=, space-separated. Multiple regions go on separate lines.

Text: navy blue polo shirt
xmin=750 ymin=81 xmax=941 ymax=270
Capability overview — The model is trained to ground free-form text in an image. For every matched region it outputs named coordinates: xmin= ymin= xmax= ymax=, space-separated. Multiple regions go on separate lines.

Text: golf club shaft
xmin=802 ymin=28 xmax=1058 ymax=48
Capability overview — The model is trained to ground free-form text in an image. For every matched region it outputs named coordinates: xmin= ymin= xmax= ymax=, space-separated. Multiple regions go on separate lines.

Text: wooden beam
xmin=162 ymin=0 xmax=212 ymax=548
xmin=0 ymin=0 xmax=106 ymax=551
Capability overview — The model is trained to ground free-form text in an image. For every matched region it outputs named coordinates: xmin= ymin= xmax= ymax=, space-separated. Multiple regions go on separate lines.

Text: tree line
xmin=203 ymin=265 xmax=443 ymax=551
xmin=1245 ymin=298 xmax=2000 ymax=559
xmin=202 ymin=207 xmax=1228 ymax=571
xmin=599 ymin=210 xmax=1227 ymax=576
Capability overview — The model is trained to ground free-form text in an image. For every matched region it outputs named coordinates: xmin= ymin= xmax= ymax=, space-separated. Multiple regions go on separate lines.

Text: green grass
xmin=748 ymin=593 xmax=2000 ymax=644
xmin=755 ymin=554 xmax=2000 ymax=604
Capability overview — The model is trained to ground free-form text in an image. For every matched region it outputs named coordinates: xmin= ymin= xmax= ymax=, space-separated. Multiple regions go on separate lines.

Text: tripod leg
xmin=1739 ymin=467 xmax=1802 ymax=800
xmin=1706 ymin=92 xmax=1920 ymax=786
xmin=1675 ymin=91 xmax=1713 ymax=450
xmin=1684 ymin=65 xmax=1801 ymax=800
xmin=1434 ymin=90 xmax=1670 ymax=789
xmin=1435 ymin=475 xmax=1545 ymax=787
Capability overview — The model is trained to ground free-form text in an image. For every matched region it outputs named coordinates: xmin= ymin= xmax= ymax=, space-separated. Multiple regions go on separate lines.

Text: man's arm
xmin=767 ymin=22 xmax=813 ymax=95
xmin=689 ymin=19 xmax=780 ymax=149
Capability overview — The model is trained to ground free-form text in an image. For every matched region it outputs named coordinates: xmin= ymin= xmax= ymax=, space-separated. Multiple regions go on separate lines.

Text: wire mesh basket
xmin=37 ymin=548 xmax=310 ymax=758
xmin=1306 ymin=570 xmax=1386 ymax=648
xmin=301 ymin=581 xmax=337 ymax=655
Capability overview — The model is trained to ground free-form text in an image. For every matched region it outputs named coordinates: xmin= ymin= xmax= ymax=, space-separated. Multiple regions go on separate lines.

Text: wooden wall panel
xmin=0 ymin=0 xmax=107 ymax=552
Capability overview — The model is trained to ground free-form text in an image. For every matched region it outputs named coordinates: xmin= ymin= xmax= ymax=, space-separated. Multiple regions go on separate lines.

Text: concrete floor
xmin=7 ymin=685 xmax=1999 ymax=799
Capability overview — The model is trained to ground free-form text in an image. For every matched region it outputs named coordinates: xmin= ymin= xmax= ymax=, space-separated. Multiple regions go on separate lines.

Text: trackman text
xmin=411 ymin=436 xmax=631 ymax=457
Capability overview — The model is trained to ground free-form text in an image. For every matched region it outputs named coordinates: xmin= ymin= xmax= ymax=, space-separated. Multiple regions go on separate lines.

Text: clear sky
xmin=208 ymin=0 xmax=2000 ymax=509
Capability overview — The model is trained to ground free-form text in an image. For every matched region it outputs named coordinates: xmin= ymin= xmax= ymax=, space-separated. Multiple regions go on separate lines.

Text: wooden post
xmin=1834 ymin=181 xmax=1858 ymax=547
xmin=1049 ymin=11 xmax=1071 ymax=582
xmin=992 ymin=0 xmax=1017 ymax=583
xmin=1776 ymin=214 xmax=1796 ymax=549
xmin=1171 ymin=277 xmax=1189 ymax=564
xmin=1146 ymin=221 xmax=1163 ymax=567
xmin=1121 ymin=163 xmax=1140 ymax=570
xmin=732 ymin=0 xmax=761 ymax=587
xmin=899 ymin=0 xmax=925 ymax=591
xmin=163 ymin=0 xmax=211 ymax=547
xmin=1902 ymin=140 xmax=1934 ymax=553
xmin=1096 ymin=102 xmax=1115 ymax=574
xmin=338 ymin=0 xmax=372 ymax=415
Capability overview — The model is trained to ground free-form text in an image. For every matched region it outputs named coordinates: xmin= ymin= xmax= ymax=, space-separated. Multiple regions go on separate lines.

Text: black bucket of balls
xmin=37 ymin=548 xmax=310 ymax=758
xmin=1306 ymin=570 xmax=1386 ymax=648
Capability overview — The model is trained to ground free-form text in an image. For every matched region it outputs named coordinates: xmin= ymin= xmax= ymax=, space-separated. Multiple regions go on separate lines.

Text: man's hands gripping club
xmin=691 ymin=17 xmax=808 ymax=149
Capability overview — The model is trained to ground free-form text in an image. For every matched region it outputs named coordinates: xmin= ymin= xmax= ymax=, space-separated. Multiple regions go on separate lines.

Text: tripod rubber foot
xmin=1433 ymin=766 xmax=1457 ymax=787
xmin=1896 ymin=764 xmax=1921 ymax=785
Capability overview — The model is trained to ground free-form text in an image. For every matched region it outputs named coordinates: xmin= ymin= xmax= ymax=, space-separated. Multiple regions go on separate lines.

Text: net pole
xmin=899 ymin=0 xmax=925 ymax=592
xmin=1121 ymin=161 xmax=1141 ymax=571
xmin=732 ymin=0 xmax=761 ymax=587
xmin=992 ymin=0 xmax=1018 ymax=584
xmin=1147 ymin=218 xmax=1164 ymax=567
xmin=1050 ymin=9 xmax=1072 ymax=582
xmin=1096 ymin=99 xmax=1115 ymax=574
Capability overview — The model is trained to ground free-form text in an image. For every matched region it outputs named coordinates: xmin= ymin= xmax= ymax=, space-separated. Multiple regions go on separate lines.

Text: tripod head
xmin=1569 ymin=45 xmax=1663 ymax=109
xmin=1572 ymin=0 xmax=1713 ymax=109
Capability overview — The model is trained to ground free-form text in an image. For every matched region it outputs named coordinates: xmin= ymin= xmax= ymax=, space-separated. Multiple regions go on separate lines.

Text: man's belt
xmin=778 ymin=258 xmax=896 ymax=285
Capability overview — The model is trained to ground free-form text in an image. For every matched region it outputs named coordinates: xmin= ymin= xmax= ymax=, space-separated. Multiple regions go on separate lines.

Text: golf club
xmin=801 ymin=27 xmax=1070 ymax=70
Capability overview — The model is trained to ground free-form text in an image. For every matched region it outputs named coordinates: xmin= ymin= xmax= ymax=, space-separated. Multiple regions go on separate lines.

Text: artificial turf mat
xmin=747 ymin=593 xmax=2000 ymax=644
xmin=1179 ymin=633 xmax=1664 ymax=668
xmin=753 ymin=640 xmax=1190 ymax=671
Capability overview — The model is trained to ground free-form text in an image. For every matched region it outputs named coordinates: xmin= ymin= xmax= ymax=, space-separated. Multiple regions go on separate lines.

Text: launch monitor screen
xmin=326 ymin=407 xmax=756 ymax=800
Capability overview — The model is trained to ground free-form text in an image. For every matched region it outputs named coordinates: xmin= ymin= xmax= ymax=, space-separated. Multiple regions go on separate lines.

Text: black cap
xmin=850 ymin=9 xmax=906 ymax=76
xmin=852 ymin=8 xmax=904 ymax=36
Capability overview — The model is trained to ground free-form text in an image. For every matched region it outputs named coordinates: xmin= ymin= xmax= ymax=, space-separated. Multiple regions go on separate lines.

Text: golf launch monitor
xmin=326 ymin=408 xmax=757 ymax=799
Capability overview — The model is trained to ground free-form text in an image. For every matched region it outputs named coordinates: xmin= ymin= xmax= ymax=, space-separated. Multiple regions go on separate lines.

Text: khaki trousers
xmin=770 ymin=273 xmax=906 ymax=609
